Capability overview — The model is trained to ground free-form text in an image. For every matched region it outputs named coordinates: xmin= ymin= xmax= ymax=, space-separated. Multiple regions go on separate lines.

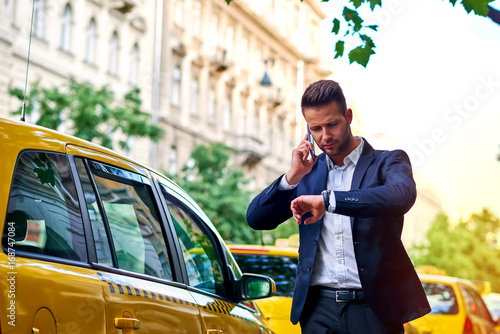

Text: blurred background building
xmin=0 ymin=0 xmax=440 ymax=246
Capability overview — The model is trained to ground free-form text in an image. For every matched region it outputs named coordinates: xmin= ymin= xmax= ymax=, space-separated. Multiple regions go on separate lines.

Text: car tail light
xmin=463 ymin=316 xmax=474 ymax=334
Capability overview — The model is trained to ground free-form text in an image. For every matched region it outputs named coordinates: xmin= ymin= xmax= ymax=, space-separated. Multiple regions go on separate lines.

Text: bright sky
xmin=321 ymin=0 xmax=500 ymax=222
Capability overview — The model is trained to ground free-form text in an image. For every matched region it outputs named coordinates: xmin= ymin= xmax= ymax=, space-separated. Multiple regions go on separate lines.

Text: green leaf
xmin=225 ymin=0 xmax=232 ymax=4
xmin=449 ymin=0 xmax=458 ymax=5
xmin=349 ymin=0 xmax=365 ymax=9
xmin=367 ymin=0 xmax=382 ymax=10
xmin=348 ymin=44 xmax=376 ymax=67
xmin=332 ymin=18 xmax=341 ymax=34
xmin=367 ymin=24 xmax=378 ymax=31
xmin=360 ymin=34 xmax=375 ymax=48
xmin=334 ymin=40 xmax=345 ymax=59
xmin=461 ymin=0 xmax=493 ymax=16
xmin=342 ymin=7 xmax=364 ymax=32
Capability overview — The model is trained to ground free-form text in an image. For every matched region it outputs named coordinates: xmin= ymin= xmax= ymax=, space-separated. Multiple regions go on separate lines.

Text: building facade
xmin=0 ymin=0 xmax=331 ymax=191
xmin=152 ymin=0 xmax=331 ymax=189
xmin=0 ymin=0 xmax=156 ymax=163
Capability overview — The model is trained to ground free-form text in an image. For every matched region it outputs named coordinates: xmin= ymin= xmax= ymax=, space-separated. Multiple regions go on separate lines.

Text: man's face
xmin=304 ymin=101 xmax=353 ymax=161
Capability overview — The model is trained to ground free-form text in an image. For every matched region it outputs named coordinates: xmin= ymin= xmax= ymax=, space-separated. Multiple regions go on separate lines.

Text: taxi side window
xmin=160 ymin=185 xmax=224 ymax=295
xmin=462 ymin=285 xmax=493 ymax=321
xmin=3 ymin=151 xmax=87 ymax=262
xmin=84 ymin=160 xmax=173 ymax=280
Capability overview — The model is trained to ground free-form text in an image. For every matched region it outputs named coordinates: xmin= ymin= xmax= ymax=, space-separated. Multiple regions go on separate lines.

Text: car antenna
xmin=20 ymin=0 xmax=36 ymax=122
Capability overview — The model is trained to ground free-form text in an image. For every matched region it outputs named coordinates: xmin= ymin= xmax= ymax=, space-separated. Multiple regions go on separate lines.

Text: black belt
xmin=311 ymin=286 xmax=366 ymax=303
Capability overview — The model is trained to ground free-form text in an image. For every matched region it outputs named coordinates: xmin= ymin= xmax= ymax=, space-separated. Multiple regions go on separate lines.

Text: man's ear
xmin=345 ymin=108 xmax=353 ymax=125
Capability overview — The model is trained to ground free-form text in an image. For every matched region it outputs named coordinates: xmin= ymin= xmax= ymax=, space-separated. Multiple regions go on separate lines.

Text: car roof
xmin=418 ymin=273 xmax=478 ymax=289
xmin=227 ymin=244 xmax=299 ymax=258
xmin=0 ymin=117 xmax=219 ymax=234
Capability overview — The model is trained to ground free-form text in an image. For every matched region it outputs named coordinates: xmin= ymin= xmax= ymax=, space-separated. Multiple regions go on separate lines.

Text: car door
xmin=70 ymin=148 xmax=204 ymax=333
xmin=154 ymin=175 xmax=274 ymax=334
xmin=1 ymin=150 xmax=106 ymax=333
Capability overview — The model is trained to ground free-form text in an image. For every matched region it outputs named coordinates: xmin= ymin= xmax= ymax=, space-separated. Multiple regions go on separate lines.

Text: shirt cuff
xmin=278 ymin=174 xmax=299 ymax=190
xmin=328 ymin=191 xmax=337 ymax=212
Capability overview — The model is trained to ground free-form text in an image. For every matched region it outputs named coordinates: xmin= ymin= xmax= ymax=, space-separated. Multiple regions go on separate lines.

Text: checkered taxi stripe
xmin=97 ymin=272 xmax=252 ymax=321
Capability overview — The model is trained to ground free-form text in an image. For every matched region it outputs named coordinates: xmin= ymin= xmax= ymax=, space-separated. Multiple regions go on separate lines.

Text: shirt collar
xmin=326 ymin=137 xmax=364 ymax=170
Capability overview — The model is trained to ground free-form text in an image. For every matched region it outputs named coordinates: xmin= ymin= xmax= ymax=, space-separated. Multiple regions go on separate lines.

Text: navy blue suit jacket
xmin=246 ymin=140 xmax=430 ymax=325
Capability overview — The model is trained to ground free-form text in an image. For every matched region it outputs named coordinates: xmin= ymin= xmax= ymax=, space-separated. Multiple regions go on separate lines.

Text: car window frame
xmin=1 ymin=149 xmax=92 ymax=269
xmin=150 ymin=173 xmax=241 ymax=302
xmin=71 ymin=155 xmax=187 ymax=289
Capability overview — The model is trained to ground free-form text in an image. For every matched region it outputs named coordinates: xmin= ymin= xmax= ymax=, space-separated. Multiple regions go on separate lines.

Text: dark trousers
xmin=300 ymin=288 xmax=404 ymax=334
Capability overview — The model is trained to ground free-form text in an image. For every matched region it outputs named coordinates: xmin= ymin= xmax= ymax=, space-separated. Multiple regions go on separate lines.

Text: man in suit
xmin=246 ymin=80 xmax=430 ymax=333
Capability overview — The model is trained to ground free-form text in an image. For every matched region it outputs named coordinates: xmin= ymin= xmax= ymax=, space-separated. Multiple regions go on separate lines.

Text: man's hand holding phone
xmin=285 ymin=129 xmax=317 ymax=185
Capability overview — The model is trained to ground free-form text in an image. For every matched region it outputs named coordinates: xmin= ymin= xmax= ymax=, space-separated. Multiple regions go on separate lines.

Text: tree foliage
xmin=225 ymin=0 xmax=496 ymax=67
xmin=9 ymin=78 xmax=164 ymax=150
xmin=172 ymin=142 xmax=300 ymax=245
xmin=410 ymin=209 xmax=500 ymax=292
xmin=171 ymin=142 xmax=261 ymax=244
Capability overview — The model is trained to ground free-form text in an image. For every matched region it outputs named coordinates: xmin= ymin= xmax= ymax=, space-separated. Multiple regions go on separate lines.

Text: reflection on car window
xmin=233 ymin=254 xmax=297 ymax=297
xmin=3 ymin=151 xmax=87 ymax=262
xmin=160 ymin=184 xmax=223 ymax=295
xmin=461 ymin=286 xmax=492 ymax=321
xmin=422 ymin=282 xmax=458 ymax=315
xmin=88 ymin=162 xmax=172 ymax=280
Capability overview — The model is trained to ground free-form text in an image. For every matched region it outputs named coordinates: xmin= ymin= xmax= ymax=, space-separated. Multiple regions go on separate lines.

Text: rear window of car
xmin=422 ymin=282 xmax=459 ymax=315
xmin=232 ymin=253 xmax=297 ymax=297
xmin=2 ymin=151 xmax=87 ymax=262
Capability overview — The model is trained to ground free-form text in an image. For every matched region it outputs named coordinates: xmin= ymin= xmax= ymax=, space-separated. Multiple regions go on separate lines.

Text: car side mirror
xmin=232 ymin=273 xmax=276 ymax=301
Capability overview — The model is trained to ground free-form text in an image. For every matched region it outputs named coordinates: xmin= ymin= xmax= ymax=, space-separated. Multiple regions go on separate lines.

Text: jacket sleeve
xmin=334 ymin=150 xmax=417 ymax=218
xmin=246 ymin=175 xmax=297 ymax=230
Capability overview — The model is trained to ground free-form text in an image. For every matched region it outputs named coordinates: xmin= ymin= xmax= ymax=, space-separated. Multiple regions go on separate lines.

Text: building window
xmin=172 ymin=66 xmax=181 ymax=107
xmin=61 ymin=4 xmax=72 ymax=52
xmin=253 ymin=104 xmax=259 ymax=137
xmin=6 ymin=0 xmax=14 ymax=11
xmin=226 ymin=26 xmax=234 ymax=61
xmin=190 ymin=77 xmax=199 ymax=116
xmin=175 ymin=0 xmax=183 ymax=27
xmin=85 ymin=18 xmax=96 ymax=64
xmin=223 ymin=95 xmax=232 ymax=131
xmin=34 ymin=0 xmax=45 ymax=38
xmin=193 ymin=0 xmax=201 ymax=37
xmin=129 ymin=43 xmax=139 ymax=86
xmin=207 ymin=89 xmax=215 ymax=124
xmin=168 ymin=146 xmax=177 ymax=176
xmin=108 ymin=31 xmax=119 ymax=75
xmin=241 ymin=36 xmax=248 ymax=67
xmin=210 ymin=14 xmax=218 ymax=59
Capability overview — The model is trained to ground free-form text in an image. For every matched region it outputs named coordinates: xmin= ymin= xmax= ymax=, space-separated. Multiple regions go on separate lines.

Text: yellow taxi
xmin=227 ymin=236 xmax=301 ymax=334
xmin=0 ymin=117 xmax=276 ymax=333
xmin=405 ymin=274 xmax=500 ymax=334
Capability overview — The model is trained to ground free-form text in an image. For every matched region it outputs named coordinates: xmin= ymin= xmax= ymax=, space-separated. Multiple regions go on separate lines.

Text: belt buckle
xmin=335 ymin=291 xmax=351 ymax=303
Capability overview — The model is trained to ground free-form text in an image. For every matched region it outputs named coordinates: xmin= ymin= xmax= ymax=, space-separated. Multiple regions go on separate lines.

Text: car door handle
xmin=115 ymin=318 xmax=141 ymax=334
xmin=207 ymin=330 xmax=223 ymax=334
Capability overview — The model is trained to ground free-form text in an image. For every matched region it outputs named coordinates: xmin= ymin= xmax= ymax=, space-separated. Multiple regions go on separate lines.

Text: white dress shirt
xmin=280 ymin=137 xmax=365 ymax=289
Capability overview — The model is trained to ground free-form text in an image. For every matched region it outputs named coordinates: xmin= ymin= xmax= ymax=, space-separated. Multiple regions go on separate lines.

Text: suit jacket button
xmin=307 ymin=266 xmax=311 ymax=272
xmin=313 ymin=239 xmax=318 ymax=245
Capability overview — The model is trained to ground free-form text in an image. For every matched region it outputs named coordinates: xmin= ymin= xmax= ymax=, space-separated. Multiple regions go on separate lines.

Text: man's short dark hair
xmin=301 ymin=80 xmax=347 ymax=116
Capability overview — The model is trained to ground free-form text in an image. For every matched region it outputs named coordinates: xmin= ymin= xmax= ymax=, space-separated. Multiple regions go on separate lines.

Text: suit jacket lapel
xmin=350 ymin=139 xmax=375 ymax=228
xmin=315 ymin=154 xmax=329 ymax=194
xmin=351 ymin=139 xmax=375 ymax=190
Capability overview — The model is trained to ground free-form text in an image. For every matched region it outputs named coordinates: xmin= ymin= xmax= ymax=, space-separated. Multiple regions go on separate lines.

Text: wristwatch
xmin=321 ymin=190 xmax=331 ymax=211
